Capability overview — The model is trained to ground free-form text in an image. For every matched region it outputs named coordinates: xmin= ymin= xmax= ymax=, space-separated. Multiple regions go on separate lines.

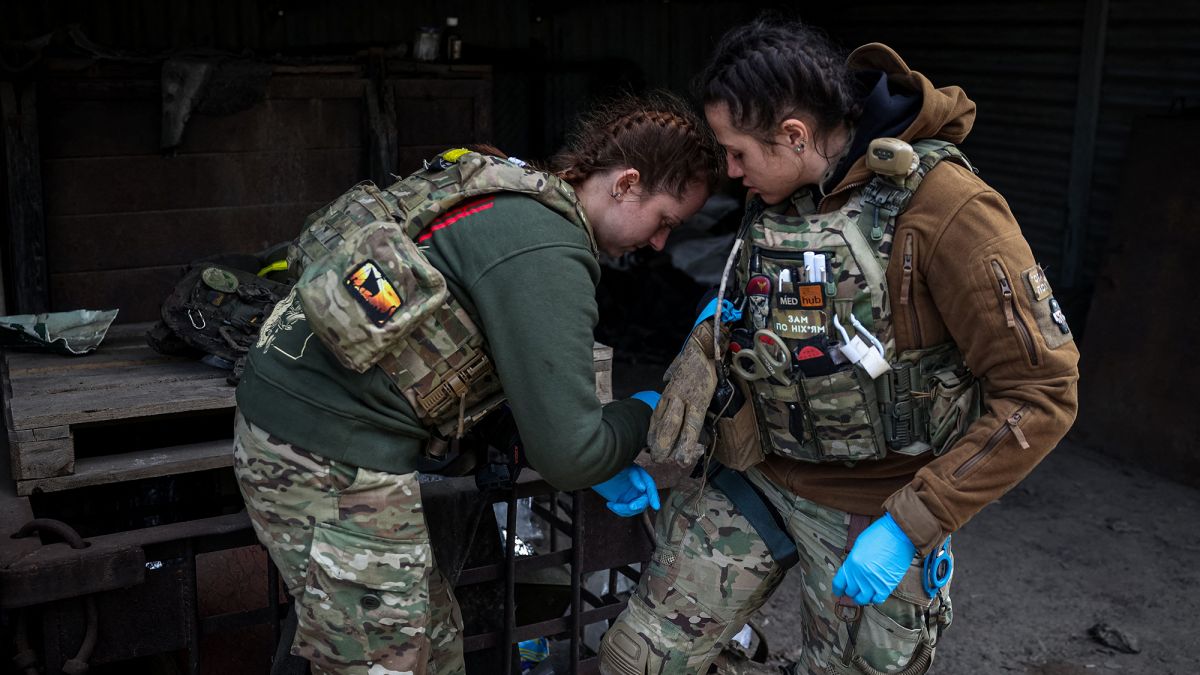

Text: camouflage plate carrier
xmin=736 ymin=139 xmax=983 ymax=464
xmin=288 ymin=149 xmax=594 ymax=440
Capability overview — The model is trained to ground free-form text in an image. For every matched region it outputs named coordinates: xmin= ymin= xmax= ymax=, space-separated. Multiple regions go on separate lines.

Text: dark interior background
xmin=2 ymin=0 xmax=1197 ymax=480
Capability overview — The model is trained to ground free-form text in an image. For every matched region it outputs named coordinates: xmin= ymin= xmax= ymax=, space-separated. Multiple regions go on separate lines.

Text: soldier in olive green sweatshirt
xmin=232 ymin=93 xmax=721 ymax=675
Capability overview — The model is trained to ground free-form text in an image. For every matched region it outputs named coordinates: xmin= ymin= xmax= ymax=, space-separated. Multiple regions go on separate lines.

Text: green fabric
xmin=236 ymin=194 xmax=649 ymax=489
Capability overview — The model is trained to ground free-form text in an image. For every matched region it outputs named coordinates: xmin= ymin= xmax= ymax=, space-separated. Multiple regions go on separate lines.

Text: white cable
xmin=849 ymin=313 xmax=885 ymax=356
xmin=714 ymin=239 xmax=744 ymax=361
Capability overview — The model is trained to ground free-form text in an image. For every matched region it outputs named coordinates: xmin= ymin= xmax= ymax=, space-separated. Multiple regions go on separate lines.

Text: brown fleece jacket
xmin=758 ymin=44 xmax=1080 ymax=555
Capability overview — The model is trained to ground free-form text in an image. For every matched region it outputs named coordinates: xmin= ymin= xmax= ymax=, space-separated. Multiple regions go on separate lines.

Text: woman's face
xmin=592 ymin=180 xmax=709 ymax=257
xmin=705 ymin=102 xmax=813 ymax=206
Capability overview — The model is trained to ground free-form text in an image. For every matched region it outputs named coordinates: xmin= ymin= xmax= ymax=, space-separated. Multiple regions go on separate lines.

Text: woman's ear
xmin=612 ymin=168 xmax=641 ymax=199
xmin=779 ymin=118 xmax=811 ymax=150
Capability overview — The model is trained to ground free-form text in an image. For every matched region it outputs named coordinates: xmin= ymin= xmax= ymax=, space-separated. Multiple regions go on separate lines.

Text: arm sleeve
xmin=466 ymin=243 xmax=652 ymax=491
xmin=885 ymin=189 xmax=1081 ymax=555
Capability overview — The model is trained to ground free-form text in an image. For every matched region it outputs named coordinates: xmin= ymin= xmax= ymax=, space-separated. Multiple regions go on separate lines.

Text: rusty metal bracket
xmin=11 ymin=518 xmax=101 ymax=675
xmin=0 ymin=531 xmax=144 ymax=609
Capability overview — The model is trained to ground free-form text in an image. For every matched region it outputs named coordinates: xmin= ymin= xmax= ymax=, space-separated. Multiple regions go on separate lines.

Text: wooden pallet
xmin=3 ymin=323 xmax=614 ymax=496
xmin=2 ymin=323 xmax=236 ymax=495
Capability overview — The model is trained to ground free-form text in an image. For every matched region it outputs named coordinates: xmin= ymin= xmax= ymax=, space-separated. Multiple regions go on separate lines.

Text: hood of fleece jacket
xmin=828 ymin=43 xmax=977 ymax=196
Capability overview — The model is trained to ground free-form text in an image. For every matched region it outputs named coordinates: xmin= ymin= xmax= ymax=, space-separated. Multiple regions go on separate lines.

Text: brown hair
xmin=550 ymin=91 xmax=722 ymax=197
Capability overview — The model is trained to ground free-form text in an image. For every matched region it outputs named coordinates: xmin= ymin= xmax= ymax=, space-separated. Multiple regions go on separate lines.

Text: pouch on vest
xmin=712 ymin=376 xmax=764 ymax=471
xmin=926 ymin=368 xmax=982 ymax=456
xmin=878 ymin=343 xmax=980 ymax=457
xmin=296 ymin=220 xmax=448 ymax=373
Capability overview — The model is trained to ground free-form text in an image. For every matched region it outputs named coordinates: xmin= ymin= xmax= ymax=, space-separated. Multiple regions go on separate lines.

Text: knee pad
xmin=599 ymin=624 xmax=651 ymax=675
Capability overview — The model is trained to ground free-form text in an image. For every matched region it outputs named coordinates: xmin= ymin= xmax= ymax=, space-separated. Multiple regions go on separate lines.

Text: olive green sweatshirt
xmin=236 ymin=193 xmax=650 ymax=491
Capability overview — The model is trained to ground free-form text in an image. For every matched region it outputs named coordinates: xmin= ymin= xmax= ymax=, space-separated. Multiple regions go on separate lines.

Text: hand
xmin=832 ymin=513 xmax=917 ymax=605
xmin=647 ymin=320 xmax=721 ymax=466
xmin=591 ymin=466 xmax=661 ymax=517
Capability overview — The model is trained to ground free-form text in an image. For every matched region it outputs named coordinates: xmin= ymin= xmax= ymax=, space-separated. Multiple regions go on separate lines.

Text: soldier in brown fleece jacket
xmin=600 ymin=17 xmax=1079 ymax=675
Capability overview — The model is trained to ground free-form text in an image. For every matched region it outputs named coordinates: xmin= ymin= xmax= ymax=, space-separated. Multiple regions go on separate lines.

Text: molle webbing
xmin=874 ymin=342 xmax=972 ymax=455
xmin=859 ymin=140 xmax=974 ymax=248
xmin=289 ymin=155 xmax=594 ymax=276
xmin=290 ymin=151 xmax=593 ymax=436
xmin=732 ymin=140 xmax=981 ymax=463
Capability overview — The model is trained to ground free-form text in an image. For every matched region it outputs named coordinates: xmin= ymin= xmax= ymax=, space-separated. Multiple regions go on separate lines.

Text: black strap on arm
xmin=707 ymin=461 xmax=799 ymax=570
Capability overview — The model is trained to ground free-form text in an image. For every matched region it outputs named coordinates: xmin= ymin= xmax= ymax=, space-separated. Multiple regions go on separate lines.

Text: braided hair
xmin=695 ymin=16 xmax=863 ymax=149
xmin=551 ymin=91 xmax=722 ymax=197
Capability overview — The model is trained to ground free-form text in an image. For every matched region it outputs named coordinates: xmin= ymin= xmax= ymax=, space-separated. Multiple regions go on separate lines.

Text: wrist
xmin=630 ymin=391 xmax=660 ymax=410
xmin=884 ymin=486 xmax=947 ymax=556
xmin=693 ymin=297 xmax=720 ymax=328
xmin=693 ymin=297 xmax=742 ymax=328
xmin=879 ymin=513 xmax=916 ymax=552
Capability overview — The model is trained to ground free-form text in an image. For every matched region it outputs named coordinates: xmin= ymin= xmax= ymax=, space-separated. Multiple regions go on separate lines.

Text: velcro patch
xmin=772 ymin=309 xmax=827 ymax=338
xmin=344 ymin=260 xmax=403 ymax=326
xmin=798 ymin=283 xmax=826 ymax=309
xmin=1025 ymin=265 xmax=1052 ymax=301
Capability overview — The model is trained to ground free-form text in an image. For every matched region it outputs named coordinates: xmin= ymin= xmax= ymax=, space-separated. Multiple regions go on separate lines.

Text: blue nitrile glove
xmin=832 ymin=513 xmax=918 ymax=605
xmin=630 ymin=390 xmax=661 ymax=410
xmin=692 ymin=297 xmax=743 ymax=328
xmin=591 ymin=465 xmax=661 ymax=517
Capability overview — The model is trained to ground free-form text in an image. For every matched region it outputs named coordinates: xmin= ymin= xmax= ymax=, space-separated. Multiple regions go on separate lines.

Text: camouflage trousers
xmin=233 ymin=411 xmax=465 ymax=675
xmin=601 ymin=466 xmax=952 ymax=675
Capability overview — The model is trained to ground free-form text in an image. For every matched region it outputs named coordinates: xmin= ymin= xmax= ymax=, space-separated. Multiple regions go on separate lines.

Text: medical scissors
xmin=731 ymin=329 xmax=793 ymax=385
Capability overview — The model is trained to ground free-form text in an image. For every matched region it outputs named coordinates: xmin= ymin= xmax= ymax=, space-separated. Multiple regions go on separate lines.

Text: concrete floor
xmin=755 ymin=439 xmax=1200 ymax=675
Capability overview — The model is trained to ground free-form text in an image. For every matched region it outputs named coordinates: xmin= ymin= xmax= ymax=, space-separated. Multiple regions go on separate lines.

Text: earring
xmin=611 ymin=190 xmax=622 ymax=199
xmin=794 ymin=142 xmax=806 ymax=153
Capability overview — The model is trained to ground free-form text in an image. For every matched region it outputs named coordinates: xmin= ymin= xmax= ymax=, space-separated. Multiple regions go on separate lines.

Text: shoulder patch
xmin=1021 ymin=264 xmax=1073 ymax=350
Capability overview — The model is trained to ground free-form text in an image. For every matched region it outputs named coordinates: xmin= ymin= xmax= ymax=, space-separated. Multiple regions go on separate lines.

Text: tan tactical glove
xmin=648 ymin=320 xmax=723 ymax=466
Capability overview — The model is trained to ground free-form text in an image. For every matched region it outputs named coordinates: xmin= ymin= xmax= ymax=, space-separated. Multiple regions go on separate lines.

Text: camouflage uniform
xmin=235 ymin=154 xmax=654 ymax=672
xmin=233 ymin=412 xmax=465 ymax=674
xmin=600 ymin=466 xmax=951 ymax=675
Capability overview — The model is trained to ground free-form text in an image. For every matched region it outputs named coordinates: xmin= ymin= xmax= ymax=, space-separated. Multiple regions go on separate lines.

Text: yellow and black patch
xmin=345 ymin=260 xmax=403 ymax=326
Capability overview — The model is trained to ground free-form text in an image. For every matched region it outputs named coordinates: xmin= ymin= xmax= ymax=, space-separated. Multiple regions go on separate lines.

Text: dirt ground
xmin=754 ymin=438 xmax=1200 ymax=675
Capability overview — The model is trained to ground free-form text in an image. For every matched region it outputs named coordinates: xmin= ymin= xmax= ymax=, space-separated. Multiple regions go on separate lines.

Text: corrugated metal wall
xmin=5 ymin=1 xmax=1200 ymax=301
xmin=1085 ymin=1 xmax=1200 ymax=288
xmin=817 ymin=1 xmax=1088 ymax=290
xmin=815 ymin=0 xmax=1200 ymax=313
xmin=534 ymin=2 xmax=754 ymax=155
